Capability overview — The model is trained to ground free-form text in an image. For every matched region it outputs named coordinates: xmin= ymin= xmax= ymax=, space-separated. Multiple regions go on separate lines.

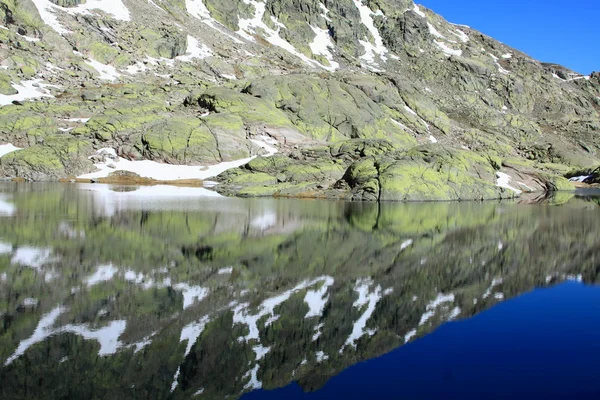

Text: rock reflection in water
xmin=0 ymin=183 xmax=599 ymax=399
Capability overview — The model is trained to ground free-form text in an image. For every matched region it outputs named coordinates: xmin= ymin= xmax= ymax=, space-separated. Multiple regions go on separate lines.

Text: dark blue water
xmin=245 ymin=282 xmax=600 ymax=400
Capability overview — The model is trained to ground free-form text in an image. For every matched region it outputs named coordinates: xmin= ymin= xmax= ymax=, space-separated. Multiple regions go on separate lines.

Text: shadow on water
xmin=1 ymin=183 xmax=600 ymax=399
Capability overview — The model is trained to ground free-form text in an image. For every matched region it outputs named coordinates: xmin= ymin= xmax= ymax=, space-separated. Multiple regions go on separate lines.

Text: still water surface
xmin=1 ymin=183 xmax=599 ymax=399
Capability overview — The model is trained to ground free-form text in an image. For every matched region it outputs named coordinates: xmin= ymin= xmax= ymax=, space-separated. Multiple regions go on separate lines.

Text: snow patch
xmin=342 ymin=279 xmax=382 ymax=350
xmin=0 ymin=143 xmax=21 ymax=158
xmin=569 ymin=175 xmax=591 ymax=183
xmin=316 ymin=351 xmax=329 ymax=363
xmin=218 ymin=267 xmax=233 ymax=275
xmin=250 ymin=138 xmax=278 ymax=157
xmin=483 ymin=278 xmax=503 ymax=299
xmin=30 ymin=0 xmax=130 ymax=35
xmin=185 ymin=0 xmax=243 ymax=44
xmin=452 ymin=29 xmax=469 ymax=43
xmin=173 ymin=283 xmax=209 ymax=310
xmin=434 ymin=41 xmax=462 ymax=57
xmin=0 ymin=242 xmax=12 ymax=255
xmin=428 ymin=135 xmax=438 ymax=144
xmin=309 ymin=25 xmax=339 ymax=71
xmin=86 ymin=264 xmax=118 ymax=286
xmin=353 ymin=0 xmax=388 ymax=67
xmin=5 ymin=306 xmax=126 ymax=365
xmin=237 ymin=0 xmax=333 ymax=71
xmin=176 ymin=35 xmax=213 ymax=62
xmin=419 ymin=293 xmax=455 ymax=326
xmin=0 ymin=79 xmax=54 ymax=107
xmin=11 ymin=247 xmax=54 ymax=269
xmin=319 ymin=3 xmax=332 ymax=22
xmin=250 ymin=212 xmax=277 ymax=230
xmin=304 ymin=277 xmax=334 ymax=318
xmin=412 ymin=4 xmax=426 ymax=18
xmin=427 ymin=23 xmax=445 ymax=39
xmin=404 ymin=329 xmax=417 ymax=342
xmin=0 ymin=195 xmax=16 ymax=216
xmin=67 ymin=117 xmax=90 ymax=123
xmin=496 ymin=172 xmax=522 ymax=194
xmin=85 ymin=59 xmax=121 ymax=81
xmin=233 ymin=277 xmax=332 ymax=343
xmin=5 ymin=307 xmax=64 ymax=365
xmin=78 ymin=148 xmax=256 ymax=181
xmin=80 ymin=184 xmax=223 ymax=217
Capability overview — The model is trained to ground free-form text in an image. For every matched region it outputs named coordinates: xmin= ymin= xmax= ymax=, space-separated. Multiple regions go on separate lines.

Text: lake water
xmin=1 ymin=183 xmax=600 ymax=399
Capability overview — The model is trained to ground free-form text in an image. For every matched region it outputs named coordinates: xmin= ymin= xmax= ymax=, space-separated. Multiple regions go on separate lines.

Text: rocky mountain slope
xmin=0 ymin=0 xmax=599 ymax=200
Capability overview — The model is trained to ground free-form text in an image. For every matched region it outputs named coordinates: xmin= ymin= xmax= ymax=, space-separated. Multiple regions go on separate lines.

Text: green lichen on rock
xmin=0 ymin=135 xmax=93 ymax=180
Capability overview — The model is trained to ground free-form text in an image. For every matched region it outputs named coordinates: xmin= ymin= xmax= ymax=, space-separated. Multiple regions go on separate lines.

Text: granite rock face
xmin=0 ymin=0 xmax=598 ymax=199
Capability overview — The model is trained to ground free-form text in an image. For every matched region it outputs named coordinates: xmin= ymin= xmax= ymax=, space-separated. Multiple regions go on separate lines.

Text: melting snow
xmin=171 ymin=316 xmax=210 ymax=392
xmin=185 ymin=0 xmax=243 ymax=44
xmin=412 ymin=4 xmax=426 ymax=18
xmin=22 ymin=298 xmax=39 ymax=307
xmin=11 ymin=247 xmax=54 ymax=269
xmin=316 ymin=351 xmax=329 ymax=363
xmin=434 ymin=41 xmax=462 ymax=57
xmin=0 ymin=195 xmax=16 ymax=216
xmin=309 ymin=25 xmax=339 ymax=71
xmin=319 ymin=3 xmax=332 ymax=21
xmin=5 ymin=306 xmax=127 ymax=365
xmin=401 ymin=239 xmax=413 ymax=251
xmin=0 ymin=79 xmax=55 ymax=107
xmin=353 ymin=0 xmax=388 ymax=67
xmin=180 ymin=316 xmax=210 ymax=359
xmin=312 ymin=323 xmax=324 ymax=341
xmin=569 ymin=175 xmax=591 ymax=183
xmin=404 ymin=105 xmax=418 ymax=116
xmin=404 ymin=329 xmax=417 ymax=342
xmin=427 ymin=23 xmax=445 ymax=39
xmin=419 ymin=293 xmax=455 ymax=326
xmin=250 ymin=138 xmax=278 ymax=157
xmin=0 ymin=242 xmax=12 ymax=254
xmin=5 ymin=307 xmax=64 ymax=365
xmin=342 ymin=279 xmax=382 ymax=350
xmin=237 ymin=0 xmax=333 ymax=70
xmin=0 ymin=144 xmax=21 ymax=158
xmin=218 ymin=267 xmax=233 ymax=275
xmin=79 ymin=184 xmax=223 ymax=217
xmin=86 ymin=264 xmax=118 ymax=286
xmin=496 ymin=172 xmax=522 ymax=194
xmin=173 ymin=283 xmax=209 ymax=310
xmin=78 ymin=148 xmax=256 ymax=181
xmin=233 ymin=277 xmax=332 ymax=343
xmin=448 ymin=307 xmax=461 ymax=320
xmin=304 ymin=277 xmax=334 ymax=318
xmin=483 ymin=277 xmax=503 ymax=299
xmin=250 ymin=212 xmax=277 ymax=230
xmin=428 ymin=135 xmax=438 ymax=143
xmin=30 ymin=0 xmax=130 ymax=35
xmin=452 ymin=29 xmax=469 ymax=43
xmin=85 ymin=59 xmax=121 ymax=81
xmin=125 ymin=62 xmax=148 ymax=75
xmin=176 ymin=35 xmax=213 ymax=62
xmin=64 ymin=320 xmax=127 ymax=355
xmin=67 ymin=117 xmax=90 ymax=123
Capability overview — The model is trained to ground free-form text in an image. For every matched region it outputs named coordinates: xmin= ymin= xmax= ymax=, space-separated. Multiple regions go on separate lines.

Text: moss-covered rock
xmin=0 ymin=135 xmax=93 ymax=180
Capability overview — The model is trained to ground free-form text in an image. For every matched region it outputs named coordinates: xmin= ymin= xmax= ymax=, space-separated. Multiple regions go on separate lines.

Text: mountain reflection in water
xmin=1 ymin=183 xmax=599 ymax=399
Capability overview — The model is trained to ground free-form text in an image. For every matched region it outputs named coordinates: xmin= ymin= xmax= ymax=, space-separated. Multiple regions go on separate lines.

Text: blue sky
xmin=417 ymin=0 xmax=598 ymax=74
